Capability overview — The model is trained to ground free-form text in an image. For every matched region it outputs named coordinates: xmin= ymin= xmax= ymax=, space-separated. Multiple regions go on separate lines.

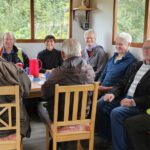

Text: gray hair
xmin=84 ymin=29 xmax=96 ymax=39
xmin=116 ymin=32 xmax=132 ymax=45
xmin=61 ymin=39 xmax=82 ymax=58
xmin=2 ymin=32 xmax=16 ymax=43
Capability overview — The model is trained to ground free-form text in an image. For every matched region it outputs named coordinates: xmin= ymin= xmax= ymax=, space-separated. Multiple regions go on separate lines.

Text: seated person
xmin=38 ymin=39 xmax=95 ymax=123
xmin=95 ymin=39 xmax=150 ymax=150
xmin=0 ymin=32 xmax=29 ymax=69
xmin=82 ymin=29 xmax=107 ymax=81
xmin=37 ymin=35 xmax=63 ymax=73
xmin=125 ymin=113 xmax=150 ymax=150
xmin=0 ymin=56 xmax=31 ymax=139
xmin=98 ymin=32 xmax=136 ymax=94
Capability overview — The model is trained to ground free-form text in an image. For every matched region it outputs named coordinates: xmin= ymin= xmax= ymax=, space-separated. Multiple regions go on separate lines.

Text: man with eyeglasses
xmin=95 ymin=39 xmax=150 ymax=150
xmin=124 ymin=40 xmax=150 ymax=150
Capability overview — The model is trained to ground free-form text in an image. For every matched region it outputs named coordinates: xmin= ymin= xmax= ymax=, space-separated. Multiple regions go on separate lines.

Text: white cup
xmin=28 ymin=75 xmax=34 ymax=81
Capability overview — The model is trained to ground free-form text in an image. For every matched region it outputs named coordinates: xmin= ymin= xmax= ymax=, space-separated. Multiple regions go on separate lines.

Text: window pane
xmin=0 ymin=0 xmax=30 ymax=39
xmin=117 ymin=0 xmax=145 ymax=42
xmin=34 ymin=0 xmax=70 ymax=39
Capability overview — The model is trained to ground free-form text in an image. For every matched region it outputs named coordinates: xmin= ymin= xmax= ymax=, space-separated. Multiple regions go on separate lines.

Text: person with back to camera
xmin=98 ymin=32 xmax=137 ymax=96
xmin=95 ymin=39 xmax=150 ymax=150
xmin=82 ymin=29 xmax=108 ymax=81
xmin=38 ymin=39 xmax=95 ymax=149
xmin=0 ymin=32 xmax=29 ymax=69
xmin=37 ymin=35 xmax=63 ymax=73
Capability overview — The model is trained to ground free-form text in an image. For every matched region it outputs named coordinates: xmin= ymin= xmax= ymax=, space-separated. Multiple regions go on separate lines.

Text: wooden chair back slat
xmin=72 ymin=91 xmax=79 ymax=120
xmin=81 ymin=91 xmax=88 ymax=120
xmin=64 ymin=92 xmax=70 ymax=121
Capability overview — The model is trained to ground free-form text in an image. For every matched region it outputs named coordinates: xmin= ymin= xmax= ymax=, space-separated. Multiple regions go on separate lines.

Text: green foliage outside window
xmin=34 ymin=0 xmax=69 ymax=39
xmin=117 ymin=0 xmax=145 ymax=42
xmin=0 ymin=0 xmax=70 ymax=40
xmin=0 ymin=0 xmax=30 ymax=39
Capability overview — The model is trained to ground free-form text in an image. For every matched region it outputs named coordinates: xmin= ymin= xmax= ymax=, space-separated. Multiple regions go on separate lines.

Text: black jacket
xmin=37 ymin=48 xmax=63 ymax=73
xmin=109 ymin=61 xmax=150 ymax=110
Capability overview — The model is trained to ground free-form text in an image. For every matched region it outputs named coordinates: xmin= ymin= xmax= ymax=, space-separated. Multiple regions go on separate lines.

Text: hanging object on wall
xmin=73 ymin=0 xmax=95 ymax=30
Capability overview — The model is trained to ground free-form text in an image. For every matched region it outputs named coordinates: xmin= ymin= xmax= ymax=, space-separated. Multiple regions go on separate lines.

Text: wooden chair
xmin=45 ymin=82 xmax=99 ymax=150
xmin=0 ymin=85 xmax=21 ymax=150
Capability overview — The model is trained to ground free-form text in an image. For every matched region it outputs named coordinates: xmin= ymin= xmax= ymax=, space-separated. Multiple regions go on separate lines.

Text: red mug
xmin=29 ymin=59 xmax=42 ymax=78
xmin=16 ymin=62 xmax=24 ymax=68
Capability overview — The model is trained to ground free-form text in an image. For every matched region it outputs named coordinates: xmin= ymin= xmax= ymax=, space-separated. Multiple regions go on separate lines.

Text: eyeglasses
xmin=142 ymin=46 xmax=150 ymax=50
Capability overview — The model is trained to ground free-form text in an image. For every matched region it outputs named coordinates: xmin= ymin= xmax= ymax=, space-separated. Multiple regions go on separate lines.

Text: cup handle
xmin=38 ymin=59 xmax=42 ymax=70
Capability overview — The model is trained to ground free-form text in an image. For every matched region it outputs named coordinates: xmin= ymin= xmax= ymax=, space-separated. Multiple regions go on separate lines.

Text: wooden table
xmin=27 ymin=75 xmax=45 ymax=98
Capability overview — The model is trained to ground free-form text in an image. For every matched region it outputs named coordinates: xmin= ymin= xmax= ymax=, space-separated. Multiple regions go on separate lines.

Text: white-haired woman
xmin=98 ymin=32 xmax=137 ymax=94
xmin=82 ymin=29 xmax=108 ymax=81
xmin=0 ymin=32 xmax=29 ymax=69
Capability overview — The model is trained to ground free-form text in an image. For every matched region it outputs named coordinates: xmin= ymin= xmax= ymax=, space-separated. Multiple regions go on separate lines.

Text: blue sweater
xmin=99 ymin=51 xmax=136 ymax=86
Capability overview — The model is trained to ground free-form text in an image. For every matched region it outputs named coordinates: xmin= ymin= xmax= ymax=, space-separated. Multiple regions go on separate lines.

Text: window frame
xmin=112 ymin=0 xmax=150 ymax=47
xmin=16 ymin=0 xmax=72 ymax=43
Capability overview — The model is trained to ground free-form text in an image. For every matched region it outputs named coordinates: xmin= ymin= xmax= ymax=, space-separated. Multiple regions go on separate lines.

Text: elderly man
xmin=0 ymin=32 xmax=29 ymax=69
xmin=95 ymin=39 xmax=150 ymax=150
xmin=38 ymin=39 xmax=95 ymax=123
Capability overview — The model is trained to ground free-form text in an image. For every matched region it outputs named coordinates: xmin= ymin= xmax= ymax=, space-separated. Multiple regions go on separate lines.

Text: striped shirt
xmin=127 ymin=64 xmax=150 ymax=97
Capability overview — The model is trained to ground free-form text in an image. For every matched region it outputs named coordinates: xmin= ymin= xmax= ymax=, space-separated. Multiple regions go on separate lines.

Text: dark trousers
xmin=95 ymin=96 xmax=121 ymax=140
xmin=95 ymin=96 xmax=140 ymax=150
xmin=125 ymin=114 xmax=150 ymax=150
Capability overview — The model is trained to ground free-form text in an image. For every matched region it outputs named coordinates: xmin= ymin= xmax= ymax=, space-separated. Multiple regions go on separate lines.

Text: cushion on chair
xmin=0 ymin=134 xmax=16 ymax=141
xmin=57 ymin=124 xmax=90 ymax=134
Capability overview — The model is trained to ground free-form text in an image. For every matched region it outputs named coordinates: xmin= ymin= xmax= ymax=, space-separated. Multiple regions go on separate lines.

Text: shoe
xmin=94 ymin=135 xmax=112 ymax=149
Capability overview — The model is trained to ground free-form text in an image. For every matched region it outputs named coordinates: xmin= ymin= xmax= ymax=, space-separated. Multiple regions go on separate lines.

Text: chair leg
xmin=53 ymin=139 xmax=57 ymax=150
xmin=89 ymin=137 xmax=94 ymax=150
xmin=77 ymin=140 xmax=80 ymax=150
xmin=46 ymin=125 xmax=50 ymax=150
xmin=20 ymin=137 xmax=23 ymax=150
xmin=21 ymin=142 xmax=23 ymax=150
xmin=77 ymin=141 xmax=84 ymax=150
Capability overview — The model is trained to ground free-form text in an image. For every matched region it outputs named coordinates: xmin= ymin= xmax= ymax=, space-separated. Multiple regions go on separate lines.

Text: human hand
xmin=16 ymin=62 xmax=24 ymax=69
xmin=98 ymin=86 xmax=113 ymax=93
xmin=104 ymin=94 xmax=115 ymax=102
xmin=120 ymin=98 xmax=134 ymax=107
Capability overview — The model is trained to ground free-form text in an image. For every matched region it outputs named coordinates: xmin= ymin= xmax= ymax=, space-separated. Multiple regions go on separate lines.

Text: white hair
xmin=61 ymin=39 xmax=81 ymax=58
xmin=84 ymin=29 xmax=96 ymax=39
xmin=2 ymin=32 xmax=16 ymax=43
xmin=116 ymin=32 xmax=132 ymax=44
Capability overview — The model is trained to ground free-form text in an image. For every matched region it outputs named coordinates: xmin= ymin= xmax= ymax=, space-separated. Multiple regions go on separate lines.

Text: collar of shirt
xmin=85 ymin=44 xmax=97 ymax=52
xmin=3 ymin=49 xmax=14 ymax=54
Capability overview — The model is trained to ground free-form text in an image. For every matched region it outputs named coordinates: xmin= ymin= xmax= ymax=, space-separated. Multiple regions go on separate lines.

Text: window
xmin=0 ymin=0 xmax=72 ymax=42
xmin=113 ymin=0 xmax=150 ymax=47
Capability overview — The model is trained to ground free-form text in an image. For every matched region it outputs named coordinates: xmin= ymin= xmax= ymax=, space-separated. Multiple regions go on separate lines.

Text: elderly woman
xmin=82 ymin=29 xmax=108 ymax=80
xmin=98 ymin=32 xmax=137 ymax=94
xmin=0 ymin=32 xmax=29 ymax=69
xmin=37 ymin=35 xmax=63 ymax=73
